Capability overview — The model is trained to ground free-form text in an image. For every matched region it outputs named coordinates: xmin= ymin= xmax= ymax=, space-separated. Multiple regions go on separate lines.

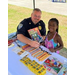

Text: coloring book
xmin=28 ymin=27 xmax=43 ymax=43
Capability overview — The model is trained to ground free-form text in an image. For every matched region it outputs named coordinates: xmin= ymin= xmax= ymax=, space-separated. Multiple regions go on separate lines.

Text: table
xmin=8 ymin=33 xmax=67 ymax=75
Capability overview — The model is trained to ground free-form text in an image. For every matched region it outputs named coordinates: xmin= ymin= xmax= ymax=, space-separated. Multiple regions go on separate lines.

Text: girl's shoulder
xmin=56 ymin=33 xmax=62 ymax=40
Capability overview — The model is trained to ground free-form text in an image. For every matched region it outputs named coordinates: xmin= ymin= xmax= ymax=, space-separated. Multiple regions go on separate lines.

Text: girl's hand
xmin=49 ymin=48 xmax=55 ymax=52
xmin=40 ymin=41 xmax=45 ymax=46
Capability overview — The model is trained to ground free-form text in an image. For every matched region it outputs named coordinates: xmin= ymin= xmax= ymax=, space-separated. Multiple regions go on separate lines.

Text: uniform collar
xmin=29 ymin=17 xmax=40 ymax=25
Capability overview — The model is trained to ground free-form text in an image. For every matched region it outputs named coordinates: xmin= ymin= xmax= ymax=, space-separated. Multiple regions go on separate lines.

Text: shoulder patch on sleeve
xmin=18 ymin=24 xmax=23 ymax=29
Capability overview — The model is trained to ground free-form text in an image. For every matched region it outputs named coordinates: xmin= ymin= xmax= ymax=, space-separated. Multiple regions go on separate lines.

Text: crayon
xmin=39 ymin=54 xmax=50 ymax=61
xmin=34 ymin=51 xmax=43 ymax=57
xmin=36 ymin=52 xmax=47 ymax=59
xmin=22 ymin=44 xmax=30 ymax=50
xmin=31 ymin=49 xmax=41 ymax=56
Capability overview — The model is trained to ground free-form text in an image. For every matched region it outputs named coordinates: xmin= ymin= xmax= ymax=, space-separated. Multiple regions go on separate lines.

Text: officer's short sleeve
xmin=16 ymin=23 xmax=26 ymax=36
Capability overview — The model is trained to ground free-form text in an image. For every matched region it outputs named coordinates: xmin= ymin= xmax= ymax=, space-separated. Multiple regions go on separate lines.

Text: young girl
xmin=41 ymin=18 xmax=63 ymax=53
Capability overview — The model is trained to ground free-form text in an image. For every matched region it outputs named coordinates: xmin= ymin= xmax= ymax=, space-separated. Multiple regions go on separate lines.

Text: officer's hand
xmin=30 ymin=41 xmax=40 ymax=48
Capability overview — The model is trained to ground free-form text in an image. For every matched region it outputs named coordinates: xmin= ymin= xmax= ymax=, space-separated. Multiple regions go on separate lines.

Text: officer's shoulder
xmin=21 ymin=17 xmax=30 ymax=23
xmin=39 ymin=20 xmax=45 ymax=25
xmin=40 ymin=20 xmax=44 ymax=22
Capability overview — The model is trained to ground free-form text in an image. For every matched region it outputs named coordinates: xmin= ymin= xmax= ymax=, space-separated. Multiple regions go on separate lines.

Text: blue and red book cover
xmin=28 ymin=27 xmax=43 ymax=43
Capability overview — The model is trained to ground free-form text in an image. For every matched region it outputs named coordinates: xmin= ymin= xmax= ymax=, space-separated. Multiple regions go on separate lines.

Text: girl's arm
xmin=54 ymin=35 xmax=64 ymax=51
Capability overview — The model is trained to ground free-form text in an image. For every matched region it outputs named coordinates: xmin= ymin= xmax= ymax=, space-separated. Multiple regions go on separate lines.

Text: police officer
xmin=16 ymin=8 xmax=46 ymax=48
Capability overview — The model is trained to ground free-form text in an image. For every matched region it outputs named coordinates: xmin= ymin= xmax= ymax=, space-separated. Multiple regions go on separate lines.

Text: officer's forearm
xmin=17 ymin=34 xmax=32 ymax=45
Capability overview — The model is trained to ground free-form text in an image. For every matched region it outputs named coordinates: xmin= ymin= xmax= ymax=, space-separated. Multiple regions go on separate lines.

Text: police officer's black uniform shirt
xmin=16 ymin=17 xmax=46 ymax=39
